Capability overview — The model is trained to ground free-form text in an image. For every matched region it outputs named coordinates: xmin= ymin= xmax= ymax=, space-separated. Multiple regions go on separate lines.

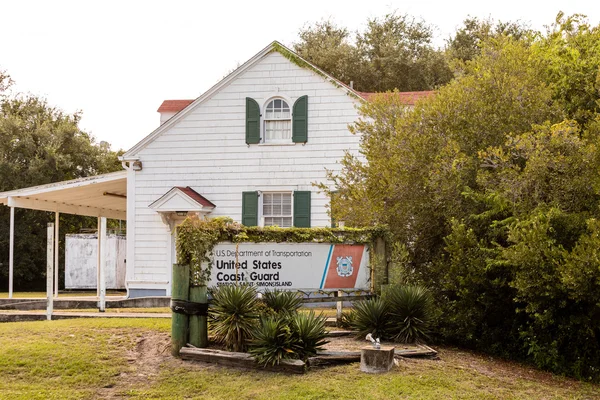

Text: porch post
xmin=98 ymin=217 xmax=107 ymax=312
xmin=8 ymin=206 xmax=14 ymax=299
xmin=54 ymin=212 xmax=59 ymax=298
xmin=46 ymin=223 xmax=54 ymax=320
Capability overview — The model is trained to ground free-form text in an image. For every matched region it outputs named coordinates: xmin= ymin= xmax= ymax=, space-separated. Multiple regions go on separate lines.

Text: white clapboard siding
xmin=130 ymin=51 xmax=363 ymax=284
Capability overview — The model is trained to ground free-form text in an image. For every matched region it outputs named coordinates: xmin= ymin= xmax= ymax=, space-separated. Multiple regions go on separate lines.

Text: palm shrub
xmin=291 ymin=311 xmax=329 ymax=361
xmin=210 ymin=285 xmax=259 ymax=352
xmin=261 ymin=289 xmax=303 ymax=316
xmin=349 ymin=297 xmax=391 ymax=339
xmin=249 ymin=316 xmax=295 ymax=366
xmin=384 ymin=285 xmax=434 ymax=343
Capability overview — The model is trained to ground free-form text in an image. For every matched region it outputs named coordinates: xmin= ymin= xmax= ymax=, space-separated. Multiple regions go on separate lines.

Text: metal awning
xmin=0 ymin=171 xmax=127 ymax=220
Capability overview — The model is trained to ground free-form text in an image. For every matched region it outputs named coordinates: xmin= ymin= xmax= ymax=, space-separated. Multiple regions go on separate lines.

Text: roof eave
xmin=122 ymin=41 xmax=365 ymax=159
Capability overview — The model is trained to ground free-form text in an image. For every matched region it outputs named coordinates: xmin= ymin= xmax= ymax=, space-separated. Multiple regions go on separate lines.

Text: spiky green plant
xmin=249 ymin=316 xmax=295 ymax=366
xmin=261 ymin=289 xmax=303 ymax=316
xmin=384 ymin=285 xmax=433 ymax=343
xmin=291 ymin=311 xmax=329 ymax=361
xmin=349 ymin=298 xmax=391 ymax=339
xmin=210 ymin=285 xmax=259 ymax=352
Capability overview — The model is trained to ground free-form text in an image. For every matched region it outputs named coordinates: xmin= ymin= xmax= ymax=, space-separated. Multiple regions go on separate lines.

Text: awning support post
xmin=54 ymin=212 xmax=59 ymax=298
xmin=46 ymin=222 xmax=54 ymax=320
xmin=97 ymin=217 xmax=107 ymax=312
xmin=8 ymin=206 xmax=14 ymax=299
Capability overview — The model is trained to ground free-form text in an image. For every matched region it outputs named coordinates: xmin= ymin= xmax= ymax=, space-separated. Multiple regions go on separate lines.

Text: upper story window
xmin=264 ymin=99 xmax=291 ymax=143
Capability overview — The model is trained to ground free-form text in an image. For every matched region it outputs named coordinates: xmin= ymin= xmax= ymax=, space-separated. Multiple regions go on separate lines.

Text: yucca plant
xmin=384 ymin=285 xmax=433 ymax=343
xmin=249 ymin=316 xmax=295 ymax=366
xmin=349 ymin=297 xmax=391 ymax=339
xmin=291 ymin=311 xmax=329 ymax=361
xmin=261 ymin=289 xmax=303 ymax=316
xmin=210 ymin=285 xmax=259 ymax=352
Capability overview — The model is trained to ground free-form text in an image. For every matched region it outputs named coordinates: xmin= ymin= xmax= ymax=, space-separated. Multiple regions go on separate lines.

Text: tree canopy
xmin=325 ymin=13 xmax=600 ymax=381
xmin=294 ymin=13 xmax=453 ymax=92
xmin=0 ymin=71 xmax=123 ymax=289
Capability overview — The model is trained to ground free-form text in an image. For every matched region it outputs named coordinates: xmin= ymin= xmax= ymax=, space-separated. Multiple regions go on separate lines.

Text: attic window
xmin=264 ymin=99 xmax=291 ymax=143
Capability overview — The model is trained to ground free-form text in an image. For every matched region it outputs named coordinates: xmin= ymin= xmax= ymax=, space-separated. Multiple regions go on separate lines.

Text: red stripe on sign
xmin=323 ymin=244 xmax=365 ymax=289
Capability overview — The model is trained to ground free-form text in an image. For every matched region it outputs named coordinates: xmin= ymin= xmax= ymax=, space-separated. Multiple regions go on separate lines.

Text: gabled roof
xmin=149 ymin=186 xmax=215 ymax=212
xmin=357 ymin=90 xmax=435 ymax=105
xmin=157 ymin=100 xmax=194 ymax=113
xmin=122 ymin=41 xmax=367 ymax=160
xmin=175 ymin=186 xmax=215 ymax=208
xmin=156 ymin=90 xmax=435 ymax=115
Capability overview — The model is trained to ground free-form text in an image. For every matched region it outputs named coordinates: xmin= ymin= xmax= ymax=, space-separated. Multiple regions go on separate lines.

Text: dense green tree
xmin=326 ymin=13 xmax=600 ymax=380
xmin=294 ymin=13 xmax=453 ymax=92
xmin=446 ymin=16 xmax=532 ymax=65
xmin=0 ymin=86 xmax=123 ymax=290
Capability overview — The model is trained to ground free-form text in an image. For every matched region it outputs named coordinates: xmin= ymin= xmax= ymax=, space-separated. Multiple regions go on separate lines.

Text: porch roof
xmin=0 ymin=171 xmax=127 ymax=220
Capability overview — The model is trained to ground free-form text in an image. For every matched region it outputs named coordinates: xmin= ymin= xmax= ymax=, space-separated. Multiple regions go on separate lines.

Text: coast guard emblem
xmin=336 ymin=256 xmax=353 ymax=278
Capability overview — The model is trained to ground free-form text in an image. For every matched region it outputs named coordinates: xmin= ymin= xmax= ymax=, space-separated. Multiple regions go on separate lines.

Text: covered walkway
xmin=0 ymin=171 xmax=127 ymax=306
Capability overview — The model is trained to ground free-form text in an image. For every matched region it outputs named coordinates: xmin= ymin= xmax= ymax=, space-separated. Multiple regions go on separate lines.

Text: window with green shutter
xmin=246 ymin=98 xmax=261 ymax=144
xmin=293 ymin=191 xmax=311 ymax=228
xmin=292 ymin=95 xmax=308 ymax=143
xmin=242 ymin=191 xmax=259 ymax=226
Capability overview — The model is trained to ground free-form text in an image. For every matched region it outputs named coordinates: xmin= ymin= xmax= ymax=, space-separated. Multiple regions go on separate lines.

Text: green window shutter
xmin=242 ymin=191 xmax=259 ymax=226
xmin=293 ymin=191 xmax=311 ymax=228
xmin=246 ymin=97 xmax=260 ymax=144
xmin=292 ymin=95 xmax=308 ymax=143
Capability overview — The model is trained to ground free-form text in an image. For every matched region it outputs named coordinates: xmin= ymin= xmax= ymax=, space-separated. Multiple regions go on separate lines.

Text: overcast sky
xmin=1 ymin=0 xmax=599 ymax=151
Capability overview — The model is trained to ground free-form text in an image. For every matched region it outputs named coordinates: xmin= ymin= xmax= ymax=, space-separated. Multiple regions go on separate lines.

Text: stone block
xmin=360 ymin=346 xmax=395 ymax=373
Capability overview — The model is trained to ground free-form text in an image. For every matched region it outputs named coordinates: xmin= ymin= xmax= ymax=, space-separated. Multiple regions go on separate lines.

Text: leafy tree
xmin=294 ymin=13 xmax=453 ymax=92
xmin=327 ymin=13 xmax=600 ymax=380
xmin=446 ymin=16 xmax=532 ymax=65
xmin=0 ymin=87 xmax=123 ymax=290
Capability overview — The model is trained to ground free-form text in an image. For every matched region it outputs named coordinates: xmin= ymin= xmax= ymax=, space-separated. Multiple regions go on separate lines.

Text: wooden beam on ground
xmin=179 ymin=347 xmax=306 ymax=374
xmin=308 ymin=351 xmax=361 ymax=366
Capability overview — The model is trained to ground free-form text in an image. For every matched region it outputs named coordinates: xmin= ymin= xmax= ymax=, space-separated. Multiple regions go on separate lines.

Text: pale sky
xmin=1 ymin=0 xmax=599 ymax=151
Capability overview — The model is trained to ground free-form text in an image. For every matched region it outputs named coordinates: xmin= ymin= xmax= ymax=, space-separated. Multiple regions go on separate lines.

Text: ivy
xmin=270 ymin=42 xmax=363 ymax=100
xmin=177 ymin=215 xmax=389 ymax=286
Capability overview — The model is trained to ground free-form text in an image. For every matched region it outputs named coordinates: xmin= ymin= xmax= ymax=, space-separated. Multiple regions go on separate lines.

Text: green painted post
xmin=189 ymin=286 xmax=209 ymax=348
xmin=171 ymin=263 xmax=190 ymax=357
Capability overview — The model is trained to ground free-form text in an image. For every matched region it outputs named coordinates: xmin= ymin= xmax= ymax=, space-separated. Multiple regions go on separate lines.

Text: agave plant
xmin=384 ymin=285 xmax=433 ymax=343
xmin=249 ymin=316 xmax=295 ymax=366
xmin=261 ymin=289 xmax=303 ymax=316
xmin=291 ymin=311 xmax=329 ymax=361
xmin=210 ymin=285 xmax=259 ymax=352
xmin=349 ymin=297 xmax=391 ymax=339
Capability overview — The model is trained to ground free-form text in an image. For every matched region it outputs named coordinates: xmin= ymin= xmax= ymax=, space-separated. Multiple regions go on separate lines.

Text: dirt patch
xmin=95 ymin=330 xmax=172 ymax=399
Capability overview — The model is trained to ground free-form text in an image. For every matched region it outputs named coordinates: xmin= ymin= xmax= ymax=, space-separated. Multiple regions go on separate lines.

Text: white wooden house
xmin=0 ymin=41 xmax=431 ymax=298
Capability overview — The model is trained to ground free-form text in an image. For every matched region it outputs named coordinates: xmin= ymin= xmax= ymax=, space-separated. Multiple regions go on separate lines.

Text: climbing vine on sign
xmin=176 ymin=215 xmax=388 ymax=286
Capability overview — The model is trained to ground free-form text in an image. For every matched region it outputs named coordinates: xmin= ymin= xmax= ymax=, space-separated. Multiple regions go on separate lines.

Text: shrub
xmin=291 ymin=311 xmax=329 ymax=361
xmin=384 ymin=285 xmax=434 ymax=343
xmin=210 ymin=285 xmax=259 ymax=352
xmin=349 ymin=298 xmax=391 ymax=339
xmin=249 ymin=316 xmax=295 ymax=366
xmin=262 ymin=289 xmax=303 ymax=316
xmin=249 ymin=310 xmax=329 ymax=366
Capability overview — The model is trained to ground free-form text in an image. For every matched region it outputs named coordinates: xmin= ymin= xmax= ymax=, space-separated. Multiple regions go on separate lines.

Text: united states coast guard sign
xmin=206 ymin=242 xmax=370 ymax=290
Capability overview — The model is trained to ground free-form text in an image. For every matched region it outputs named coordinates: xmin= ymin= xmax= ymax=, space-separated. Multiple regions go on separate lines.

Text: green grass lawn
xmin=0 ymin=318 xmax=597 ymax=399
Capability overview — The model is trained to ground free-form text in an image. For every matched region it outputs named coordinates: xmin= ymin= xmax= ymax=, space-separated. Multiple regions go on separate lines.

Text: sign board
xmin=207 ymin=243 xmax=370 ymax=290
